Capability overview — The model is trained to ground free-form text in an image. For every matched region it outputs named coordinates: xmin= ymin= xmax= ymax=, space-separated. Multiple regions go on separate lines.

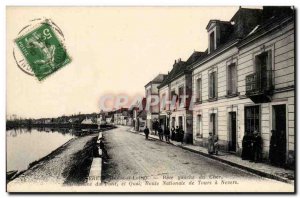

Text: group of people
xmin=241 ymin=131 xmax=262 ymax=163
xmin=143 ymin=124 xmax=185 ymax=144
xmin=170 ymin=126 xmax=185 ymax=144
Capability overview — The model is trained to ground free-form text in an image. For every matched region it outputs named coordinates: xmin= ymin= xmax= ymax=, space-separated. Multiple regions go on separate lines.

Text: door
xmin=273 ymin=105 xmax=287 ymax=164
xmin=229 ymin=112 xmax=237 ymax=152
xmin=178 ymin=116 xmax=183 ymax=129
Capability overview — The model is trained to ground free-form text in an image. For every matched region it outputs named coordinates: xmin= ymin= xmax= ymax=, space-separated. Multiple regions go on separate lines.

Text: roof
xmin=186 ymin=51 xmax=206 ymax=65
xmin=237 ymin=8 xmax=294 ymax=48
xmin=158 ymin=60 xmax=187 ymax=89
xmin=144 ymin=74 xmax=167 ymax=88
xmin=159 ymin=7 xmax=294 ymax=87
xmin=158 ymin=51 xmax=207 ymax=89
xmin=137 ymin=110 xmax=147 ymax=119
xmin=206 ymin=20 xmax=231 ymax=30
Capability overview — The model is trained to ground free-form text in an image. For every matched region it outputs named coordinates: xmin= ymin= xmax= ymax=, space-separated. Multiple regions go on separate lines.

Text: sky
xmin=7 ymin=6 xmax=242 ymax=119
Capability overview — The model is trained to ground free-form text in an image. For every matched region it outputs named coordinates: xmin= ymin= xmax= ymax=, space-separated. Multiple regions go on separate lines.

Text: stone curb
xmin=131 ymin=129 xmax=293 ymax=184
xmin=88 ymin=132 xmax=103 ymax=185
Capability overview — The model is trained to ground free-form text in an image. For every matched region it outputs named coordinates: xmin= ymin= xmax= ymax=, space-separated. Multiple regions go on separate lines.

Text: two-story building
xmin=191 ymin=7 xmax=294 ymax=167
xmin=144 ymin=74 xmax=167 ymax=130
xmin=158 ymin=53 xmax=204 ymax=143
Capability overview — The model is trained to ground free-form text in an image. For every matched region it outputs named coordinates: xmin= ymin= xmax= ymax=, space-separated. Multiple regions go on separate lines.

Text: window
xmin=178 ymin=116 xmax=183 ymax=129
xmin=161 ymin=93 xmax=166 ymax=110
xmin=196 ymin=78 xmax=202 ymax=102
xmin=196 ymin=115 xmax=202 ymax=138
xmin=227 ymin=63 xmax=237 ymax=95
xmin=210 ymin=32 xmax=215 ymax=51
xmin=209 ymin=71 xmax=217 ymax=99
xmin=209 ymin=113 xmax=217 ymax=135
xmin=178 ymin=86 xmax=184 ymax=106
xmin=171 ymin=90 xmax=176 ymax=101
xmin=171 ymin=117 xmax=176 ymax=128
xmin=245 ymin=106 xmax=260 ymax=135
xmin=255 ymin=51 xmax=272 ymax=90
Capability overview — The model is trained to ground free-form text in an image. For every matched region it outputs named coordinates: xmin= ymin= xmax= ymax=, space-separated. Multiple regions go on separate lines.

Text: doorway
xmin=228 ymin=112 xmax=237 ymax=152
xmin=272 ymin=104 xmax=287 ymax=164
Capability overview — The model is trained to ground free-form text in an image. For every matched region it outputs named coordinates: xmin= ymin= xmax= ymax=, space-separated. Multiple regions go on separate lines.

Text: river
xmin=6 ymin=127 xmax=75 ymax=172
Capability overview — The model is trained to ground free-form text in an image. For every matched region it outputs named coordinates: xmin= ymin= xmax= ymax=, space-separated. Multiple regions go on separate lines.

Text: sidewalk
xmin=129 ymin=128 xmax=294 ymax=184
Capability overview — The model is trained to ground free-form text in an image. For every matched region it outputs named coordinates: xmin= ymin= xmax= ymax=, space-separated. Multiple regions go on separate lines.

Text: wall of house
xmin=192 ymin=20 xmax=295 ymax=166
xmin=192 ymin=46 xmax=240 ymax=151
xmin=238 ymin=21 xmax=294 ymax=164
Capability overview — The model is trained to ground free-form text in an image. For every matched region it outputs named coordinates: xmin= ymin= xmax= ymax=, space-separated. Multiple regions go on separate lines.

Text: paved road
xmin=102 ymin=126 xmax=294 ymax=192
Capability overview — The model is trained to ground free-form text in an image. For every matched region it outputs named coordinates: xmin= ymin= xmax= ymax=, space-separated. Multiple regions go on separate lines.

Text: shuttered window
xmin=227 ymin=63 xmax=237 ymax=95
xmin=209 ymin=113 xmax=216 ymax=135
xmin=196 ymin=78 xmax=202 ymax=102
xmin=209 ymin=71 xmax=216 ymax=99
xmin=178 ymin=86 xmax=184 ymax=106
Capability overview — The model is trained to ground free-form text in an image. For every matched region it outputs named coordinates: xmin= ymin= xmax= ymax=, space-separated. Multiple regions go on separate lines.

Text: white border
xmin=1 ymin=1 xmax=299 ymax=198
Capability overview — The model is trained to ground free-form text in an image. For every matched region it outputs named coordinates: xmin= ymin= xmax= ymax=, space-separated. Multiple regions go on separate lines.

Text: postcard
xmin=6 ymin=6 xmax=295 ymax=193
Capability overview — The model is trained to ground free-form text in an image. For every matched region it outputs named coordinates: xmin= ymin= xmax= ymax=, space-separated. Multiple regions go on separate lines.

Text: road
xmin=102 ymin=126 xmax=294 ymax=192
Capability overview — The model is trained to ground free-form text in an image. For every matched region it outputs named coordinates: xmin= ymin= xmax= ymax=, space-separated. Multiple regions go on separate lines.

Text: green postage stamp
xmin=15 ymin=22 xmax=71 ymax=81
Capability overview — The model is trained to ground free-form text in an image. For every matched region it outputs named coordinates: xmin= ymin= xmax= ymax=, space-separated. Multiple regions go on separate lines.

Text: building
xmin=132 ymin=98 xmax=147 ymax=131
xmin=113 ymin=108 xmax=134 ymax=126
xmin=190 ymin=7 xmax=294 ymax=166
xmin=144 ymin=74 xmax=167 ymax=130
xmin=158 ymin=52 xmax=204 ymax=143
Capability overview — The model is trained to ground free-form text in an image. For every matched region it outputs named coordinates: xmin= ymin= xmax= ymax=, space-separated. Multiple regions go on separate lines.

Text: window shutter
xmin=209 ymin=73 xmax=213 ymax=98
xmin=232 ymin=64 xmax=237 ymax=94
xmin=213 ymin=72 xmax=216 ymax=97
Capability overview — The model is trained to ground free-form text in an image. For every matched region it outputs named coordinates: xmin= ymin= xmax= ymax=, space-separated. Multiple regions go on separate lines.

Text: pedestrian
xmin=144 ymin=126 xmax=150 ymax=140
xmin=208 ymin=132 xmax=214 ymax=154
xmin=171 ymin=126 xmax=176 ymax=141
xmin=175 ymin=126 xmax=180 ymax=142
xmin=277 ymin=130 xmax=286 ymax=166
xmin=158 ymin=126 xmax=164 ymax=141
xmin=164 ymin=126 xmax=170 ymax=143
xmin=241 ymin=133 xmax=252 ymax=160
xmin=252 ymin=131 xmax=262 ymax=163
xmin=152 ymin=120 xmax=159 ymax=135
xmin=213 ymin=134 xmax=219 ymax=155
xmin=269 ymin=130 xmax=278 ymax=165
xmin=179 ymin=127 xmax=185 ymax=144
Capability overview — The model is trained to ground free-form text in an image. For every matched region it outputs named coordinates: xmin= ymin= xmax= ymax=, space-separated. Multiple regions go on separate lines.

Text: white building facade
xmin=191 ymin=7 xmax=295 ymax=167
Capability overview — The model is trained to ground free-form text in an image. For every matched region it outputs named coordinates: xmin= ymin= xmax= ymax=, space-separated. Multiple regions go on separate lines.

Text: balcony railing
xmin=245 ymin=70 xmax=274 ymax=95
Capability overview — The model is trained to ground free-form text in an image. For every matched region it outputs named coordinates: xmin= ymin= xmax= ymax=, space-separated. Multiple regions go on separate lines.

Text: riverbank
xmin=7 ymin=131 xmax=99 ymax=192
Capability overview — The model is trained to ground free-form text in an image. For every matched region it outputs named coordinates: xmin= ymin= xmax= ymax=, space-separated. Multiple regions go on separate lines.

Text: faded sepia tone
xmin=6 ymin=6 xmax=295 ymax=193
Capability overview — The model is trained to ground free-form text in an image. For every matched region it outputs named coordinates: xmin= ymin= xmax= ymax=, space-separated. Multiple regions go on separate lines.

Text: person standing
xmin=208 ymin=132 xmax=214 ymax=154
xmin=175 ymin=126 xmax=180 ymax=142
xmin=269 ymin=130 xmax=278 ymax=165
xmin=158 ymin=126 xmax=163 ymax=141
xmin=277 ymin=130 xmax=286 ymax=166
xmin=164 ymin=126 xmax=170 ymax=143
xmin=252 ymin=131 xmax=262 ymax=163
xmin=179 ymin=127 xmax=185 ymax=145
xmin=144 ymin=126 xmax=150 ymax=140
xmin=213 ymin=134 xmax=219 ymax=155
xmin=171 ymin=126 xmax=176 ymax=141
xmin=241 ymin=133 xmax=252 ymax=160
xmin=153 ymin=120 xmax=159 ymax=135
